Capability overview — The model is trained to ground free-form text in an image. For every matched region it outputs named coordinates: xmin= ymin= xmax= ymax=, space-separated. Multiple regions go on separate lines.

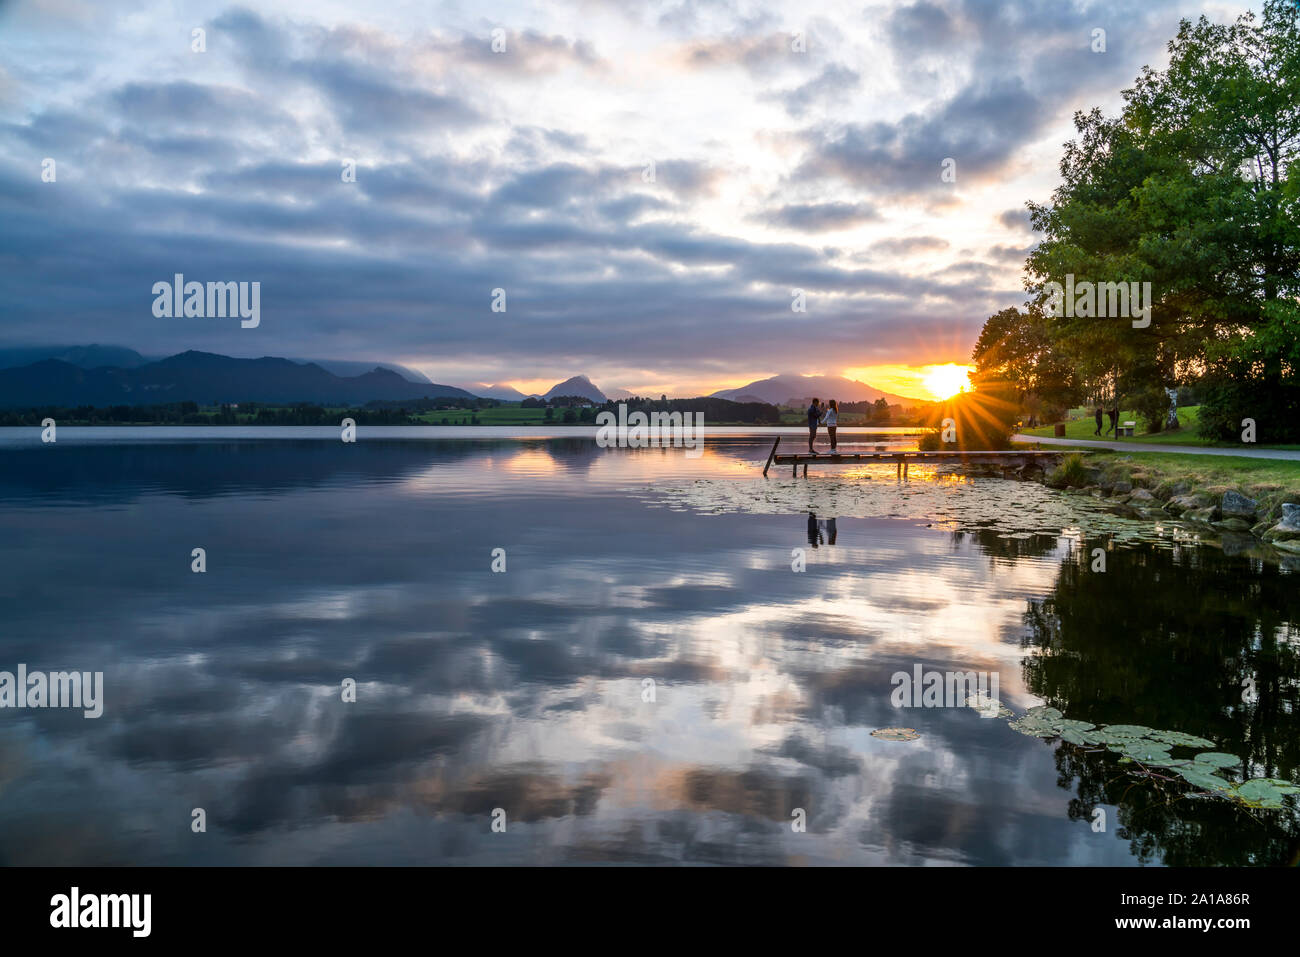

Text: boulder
xmin=1184 ymin=506 xmax=1219 ymax=523
xmin=1164 ymin=494 xmax=1206 ymax=516
xmin=1153 ymin=480 xmax=1190 ymax=501
xmin=1262 ymin=503 xmax=1300 ymax=542
xmin=1111 ymin=480 xmax=1133 ymax=495
xmin=1129 ymin=488 xmax=1157 ymax=503
xmin=1220 ymin=490 xmax=1258 ymax=520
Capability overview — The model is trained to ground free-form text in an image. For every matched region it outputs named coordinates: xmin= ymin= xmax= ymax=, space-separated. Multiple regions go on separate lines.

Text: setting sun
xmin=921 ymin=364 xmax=973 ymax=400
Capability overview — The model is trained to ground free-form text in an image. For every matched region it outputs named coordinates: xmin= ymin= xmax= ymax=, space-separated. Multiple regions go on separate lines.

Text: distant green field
xmin=412 ymin=406 xmax=555 ymax=425
xmin=1022 ymin=406 xmax=1299 ymax=451
xmin=1023 ymin=407 xmax=1207 ymax=444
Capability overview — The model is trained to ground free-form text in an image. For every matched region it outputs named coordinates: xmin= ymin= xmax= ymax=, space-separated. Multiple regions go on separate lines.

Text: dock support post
xmin=904 ymin=461 xmax=909 ymax=479
xmin=803 ymin=463 xmax=808 ymax=478
xmin=762 ymin=436 xmax=780 ymax=478
xmin=792 ymin=459 xmax=797 ymax=477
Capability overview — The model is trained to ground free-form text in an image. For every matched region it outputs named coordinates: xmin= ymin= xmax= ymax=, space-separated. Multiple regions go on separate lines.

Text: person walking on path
xmin=1094 ymin=407 xmax=1104 ymax=436
xmin=1106 ymin=405 xmax=1119 ymax=436
xmin=806 ymin=398 xmax=821 ymax=453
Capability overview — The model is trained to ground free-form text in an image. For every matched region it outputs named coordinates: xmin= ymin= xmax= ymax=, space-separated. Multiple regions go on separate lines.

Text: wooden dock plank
xmin=771 ymin=450 xmax=1061 ymax=464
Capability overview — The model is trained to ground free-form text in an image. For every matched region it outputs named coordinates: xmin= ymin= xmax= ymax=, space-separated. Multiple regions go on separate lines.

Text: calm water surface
xmin=0 ymin=429 xmax=1296 ymax=865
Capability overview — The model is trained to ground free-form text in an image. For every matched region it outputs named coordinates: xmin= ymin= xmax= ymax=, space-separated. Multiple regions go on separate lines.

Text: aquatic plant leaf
xmin=1091 ymin=730 xmax=1139 ymax=745
xmin=1120 ymin=742 xmax=1174 ymax=763
xmin=1234 ymin=780 xmax=1293 ymax=805
xmin=871 ymin=727 xmax=919 ymax=742
xmin=1193 ymin=752 xmax=1239 ymax=768
xmin=1176 ymin=766 xmax=1231 ymax=791
xmin=1053 ymin=719 xmax=1096 ymax=732
xmin=1059 ymin=729 xmax=1089 ymax=746
xmin=1026 ymin=706 xmax=1063 ymax=721
xmin=1103 ymin=724 xmax=1155 ymax=737
xmin=1008 ymin=717 xmax=1056 ymax=736
xmin=1148 ymin=730 xmax=1215 ymax=749
xmin=965 ymin=694 xmax=1012 ymax=718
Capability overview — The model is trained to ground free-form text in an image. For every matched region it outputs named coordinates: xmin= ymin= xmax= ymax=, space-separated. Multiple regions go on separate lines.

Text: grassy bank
xmin=1038 ymin=448 xmax=1300 ymax=543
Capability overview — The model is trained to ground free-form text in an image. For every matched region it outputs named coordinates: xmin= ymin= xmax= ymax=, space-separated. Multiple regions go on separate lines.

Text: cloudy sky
xmin=0 ymin=0 xmax=1248 ymax=398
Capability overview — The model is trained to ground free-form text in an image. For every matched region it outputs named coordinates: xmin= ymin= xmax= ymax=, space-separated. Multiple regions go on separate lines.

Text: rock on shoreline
xmin=1026 ymin=451 xmax=1300 ymax=554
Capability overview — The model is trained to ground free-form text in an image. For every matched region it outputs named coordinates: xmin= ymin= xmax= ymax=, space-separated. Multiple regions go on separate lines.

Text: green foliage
xmin=974 ymin=1 xmax=1300 ymax=441
xmin=1131 ymin=385 xmax=1172 ymax=433
xmin=1047 ymin=453 xmax=1089 ymax=488
xmin=999 ymin=704 xmax=1297 ymax=809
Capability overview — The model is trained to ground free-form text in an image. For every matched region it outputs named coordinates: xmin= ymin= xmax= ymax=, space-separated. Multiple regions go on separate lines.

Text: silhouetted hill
xmin=711 ymin=372 xmax=920 ymax=406
xmin=0 ymin=351 xmax=474 ymax=408
xmin=543 ymin=375 xmax=607 ymax=402
xmin=0 ymin=344 xmax=149 ymax=370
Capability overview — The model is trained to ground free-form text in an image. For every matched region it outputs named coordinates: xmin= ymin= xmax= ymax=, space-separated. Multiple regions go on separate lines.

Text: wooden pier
xmin=761 ymin=437 xmax=1062 ymax=478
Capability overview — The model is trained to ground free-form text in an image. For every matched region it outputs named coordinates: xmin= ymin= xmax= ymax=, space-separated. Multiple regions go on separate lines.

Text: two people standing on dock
xmin=805 ymin=398 xmax=839 ymax=453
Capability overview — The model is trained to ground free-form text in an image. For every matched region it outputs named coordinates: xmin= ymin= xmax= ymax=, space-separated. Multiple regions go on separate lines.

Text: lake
xmin=0 ymin=429 xmax=1296 ymax=865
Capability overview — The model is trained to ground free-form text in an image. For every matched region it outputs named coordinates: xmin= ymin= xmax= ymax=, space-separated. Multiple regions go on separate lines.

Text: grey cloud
xmin=998 ymin=207 xmax=1033 ymax=231
xmin=795 ymin=76 xmax=1043 ymax=196
xmin=986 ymin=242 xmax=1035 ymax=262
xmin=870 ymin=236 xmax=950 ymax=255
xmin=760 ymin=201 xmax=880 ymax=231
xmin=773 ymin=63 xmax=860 ymax=117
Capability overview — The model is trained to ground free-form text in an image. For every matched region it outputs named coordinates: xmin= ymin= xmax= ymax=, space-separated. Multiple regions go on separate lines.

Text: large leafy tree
xmin=979 ymin=0 xmax=1300 ymax=440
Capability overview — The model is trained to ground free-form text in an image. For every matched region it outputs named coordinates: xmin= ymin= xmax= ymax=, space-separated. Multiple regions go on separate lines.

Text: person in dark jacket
xmin=1106 ymin=406 xmax=1119 ymax=436
xmin=806 ymin=398 xmax=821 ymax=453
xmin=1094 ymin=407 xmax=1103 ymax=436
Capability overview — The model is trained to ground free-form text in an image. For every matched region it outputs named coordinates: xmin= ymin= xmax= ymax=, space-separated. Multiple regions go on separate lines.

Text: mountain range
xmin=711 ymin=373 xmax=921 ymax=406
xmin=0 ymin=346 xmax=923 ymax=408
xmin=0 ymin=351 xmax=474 ymax=408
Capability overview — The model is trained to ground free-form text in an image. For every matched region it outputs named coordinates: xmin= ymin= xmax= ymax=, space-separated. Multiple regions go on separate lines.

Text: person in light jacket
xmin=822 ymin=399 xmax=838 ymax=452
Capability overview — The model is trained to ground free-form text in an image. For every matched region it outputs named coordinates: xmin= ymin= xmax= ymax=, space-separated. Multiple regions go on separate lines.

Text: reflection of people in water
xmin=806 ymin=513 xmax=837 ymax=547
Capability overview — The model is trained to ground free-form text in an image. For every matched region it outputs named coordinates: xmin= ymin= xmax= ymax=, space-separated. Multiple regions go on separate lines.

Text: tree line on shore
xmin=961 ymin=1 xmax=1299 ymax=448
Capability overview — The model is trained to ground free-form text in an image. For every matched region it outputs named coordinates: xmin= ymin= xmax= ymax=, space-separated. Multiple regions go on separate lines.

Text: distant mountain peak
xmin=543 ymin=375 xmax=607 ymax=402
xmin=0 ymin=349 xmax=476 ymax=408
xmin=710 ymin=372 xmax=923 ymax=407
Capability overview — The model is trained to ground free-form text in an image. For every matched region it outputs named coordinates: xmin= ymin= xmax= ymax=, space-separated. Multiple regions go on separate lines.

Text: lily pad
xmin=1054 ymin=718 xmax=1097 ymax=732
xmin=1103 ymin=724 xmax=1155 ymax=737
xmin=1008 ymin=718 xmax=1056 ymax=736
xmin=1059 ymin=728 xmax=1095 ymax=746
xmin=965 ymin=694 xmax=1012 ymax=718
xmin=871 ymin=727 xmax=920 ymax=742
xmin=1026 ymin=705 xmax=1063 ymax=721
xmin=1233 ymin=780 xmax=1291 ymax=808
xmin=1091 ymin=730 xmax=1139 ymax=745
xmin=1147 ymin=730 xmax=1215 ymax=749
xmin=1193 ymin=752 xmax=1239 ymax=768
xmin=1119 ymin=742 xmax=1175 ymax=763
xmin=1176 ymin=766 xmax=1231 ymax=791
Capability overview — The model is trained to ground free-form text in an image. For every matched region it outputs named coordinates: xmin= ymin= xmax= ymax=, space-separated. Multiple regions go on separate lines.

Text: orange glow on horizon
xmin=842 ymin=364 xmax=975 ymax=402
